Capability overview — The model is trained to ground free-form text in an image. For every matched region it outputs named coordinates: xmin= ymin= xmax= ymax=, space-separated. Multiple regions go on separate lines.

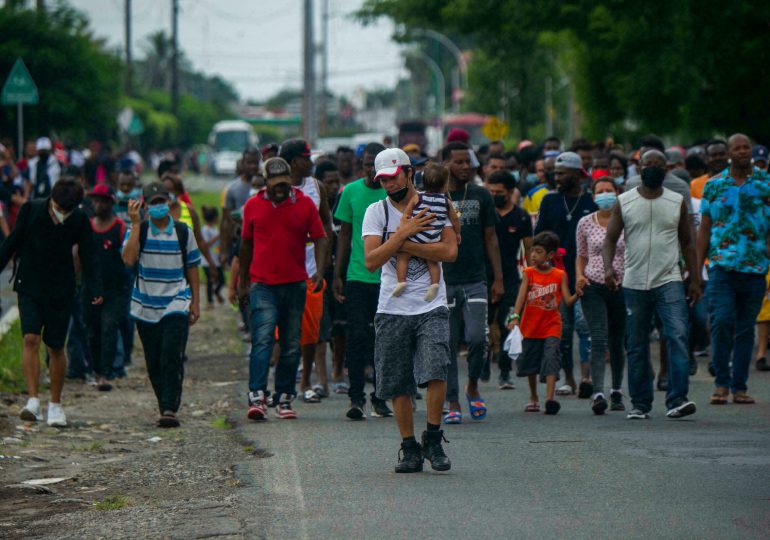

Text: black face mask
xmin=544 ymin=171 xmax=556 ymax=185
xmin=388 ymin=186 xmax=409 ymax=203
xmin=493 ymin=194 xmax=507 ymax=208
xmin=641 ymin=166 xmax=666 ymax=189
xmin=269 ymin=182 xmax=291 ymax=202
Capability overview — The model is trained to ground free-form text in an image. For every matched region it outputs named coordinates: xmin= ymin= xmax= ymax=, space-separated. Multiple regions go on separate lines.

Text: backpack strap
xmin=173 ymin=221 xmax=189 ymax=271
xmin=381 ymin=199 xmax=389 ymax=243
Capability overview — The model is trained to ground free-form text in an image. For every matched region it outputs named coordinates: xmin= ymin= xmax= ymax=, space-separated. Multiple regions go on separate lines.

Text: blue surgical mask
xmin=594 ymin=192 xmax=617 ymax=210
xmin=544 ymin=150 xmax=561 ymax=158
xmin=148 ymin=202 xmax=170 ymax=219
xmin=525 ymin=172 xmax=538 ymax=185
xmin=613 ymin=176 xmax=625 ymax=187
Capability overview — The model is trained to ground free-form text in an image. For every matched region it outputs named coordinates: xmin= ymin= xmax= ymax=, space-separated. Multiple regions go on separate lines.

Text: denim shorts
xmin=516 ymin=337 xmax=561 ymax=382
xmin=373 ymin=307 xmax=450 ymax=400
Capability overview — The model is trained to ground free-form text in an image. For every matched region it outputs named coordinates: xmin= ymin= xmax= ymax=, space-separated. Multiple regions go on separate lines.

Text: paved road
xmin=235 ymin=355 xmax=770 ymax=539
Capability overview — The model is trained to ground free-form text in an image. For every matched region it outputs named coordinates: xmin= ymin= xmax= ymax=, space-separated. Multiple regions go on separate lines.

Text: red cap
xmin=447 ymin=128 xmax=470 ymax=143
xmin=87 ymin=184 xmax=116 ymax=200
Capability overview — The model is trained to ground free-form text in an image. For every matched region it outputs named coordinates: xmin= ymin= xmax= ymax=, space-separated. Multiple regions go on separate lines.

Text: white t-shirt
xmin=361 ymin=198 xmax=451 ymax=315
xmin=200 ymin=224 xmax=219 ymax=268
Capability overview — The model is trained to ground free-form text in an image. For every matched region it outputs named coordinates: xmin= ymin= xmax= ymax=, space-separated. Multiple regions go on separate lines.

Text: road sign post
xmin=2 ymin=58 xmax=39 ymax=160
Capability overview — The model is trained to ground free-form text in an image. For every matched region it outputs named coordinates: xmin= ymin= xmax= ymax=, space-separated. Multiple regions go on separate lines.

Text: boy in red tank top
xmin=508 ymin=232 xmax=579 ymax=415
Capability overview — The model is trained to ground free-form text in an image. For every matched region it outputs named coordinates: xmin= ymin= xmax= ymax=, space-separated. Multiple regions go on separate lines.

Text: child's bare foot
xmin=424 ymin=283 xmax=439 ymax=301
xmin=392 ymin=282 xmax=407 ymax=297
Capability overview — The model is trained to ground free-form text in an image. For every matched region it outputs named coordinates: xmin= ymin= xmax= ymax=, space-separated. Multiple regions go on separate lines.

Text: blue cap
xmin=752 ymin=145 xmax=768 ymax=162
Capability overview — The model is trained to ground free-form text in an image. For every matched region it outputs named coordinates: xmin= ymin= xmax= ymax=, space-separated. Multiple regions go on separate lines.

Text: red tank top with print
xmin=520 ymin=266 xmax=564 ymax=339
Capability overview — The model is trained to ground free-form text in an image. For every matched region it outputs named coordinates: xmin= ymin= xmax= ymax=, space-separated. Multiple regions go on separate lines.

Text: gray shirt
xmin=224 ymin=177 xmax=253 ymax=212
xmin=626 ymin=172 xmax=693 ymax=214
xmin=619 ymin=187 xmax=683 ymax=290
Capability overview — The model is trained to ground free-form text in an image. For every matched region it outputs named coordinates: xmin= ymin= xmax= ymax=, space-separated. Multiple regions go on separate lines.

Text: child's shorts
xmin=516 ymin=336 xmax=561 ymax=383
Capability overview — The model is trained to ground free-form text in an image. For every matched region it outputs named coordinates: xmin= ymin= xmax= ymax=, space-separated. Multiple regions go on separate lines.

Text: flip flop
xmin=733 ymin=392 xmax=755 ymax=404
xmin=710 ymin=392 xmax=728 ymax=405
xmin=443 ymin=410 xmax=463 ymax=424
xmin=332 ymin=382 xmax=349 ymax=394
xmin=302 ymin=388 xmax=321 ymax=403
xmin=466 ymin=394 xmax=487 ymax=421
xmin=524 ymin=402 xmax=540 ymax=412
xmin=556 ymin=384 xmax=575 ymax=396
xmin=311 ymin=384 xmax=328 ymax=399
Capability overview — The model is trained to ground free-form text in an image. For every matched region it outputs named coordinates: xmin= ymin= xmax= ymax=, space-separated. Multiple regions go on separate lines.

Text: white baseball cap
xmin=36 ymin=137 xmax=52 ymax=151
xmin=374 ymin=148 xmax=411 ymax=181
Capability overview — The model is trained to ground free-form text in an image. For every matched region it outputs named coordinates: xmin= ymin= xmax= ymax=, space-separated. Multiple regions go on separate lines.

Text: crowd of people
xmin=1 ymin=127 xmax=769 ymax=474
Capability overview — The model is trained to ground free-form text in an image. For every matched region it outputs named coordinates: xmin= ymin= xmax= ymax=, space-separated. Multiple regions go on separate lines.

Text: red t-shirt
xmin=520 ymin=266 xmax=564 ymax=339
xmin=241 ymin=187 xmax=325 ymax=285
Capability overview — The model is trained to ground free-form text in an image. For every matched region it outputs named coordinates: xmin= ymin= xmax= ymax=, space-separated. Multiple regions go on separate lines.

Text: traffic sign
xmin=481 ymin=117 xmax=508 ymax=141
xmin=1 ymin=58 xmax=39 ymax=106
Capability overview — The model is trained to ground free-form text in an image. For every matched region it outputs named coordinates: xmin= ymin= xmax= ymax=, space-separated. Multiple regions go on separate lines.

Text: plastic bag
xmin=503 ymin=326 xmax=523 ymax=359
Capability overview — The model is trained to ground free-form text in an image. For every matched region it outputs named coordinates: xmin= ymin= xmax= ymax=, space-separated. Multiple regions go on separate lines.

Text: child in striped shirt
xmin=392 ymin=163 xmax=461 ymax=301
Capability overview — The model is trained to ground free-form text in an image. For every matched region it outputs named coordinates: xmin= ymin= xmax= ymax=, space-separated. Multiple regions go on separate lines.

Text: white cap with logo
xmin=36 ymin=137 xmax=52 ymax=151
xmin=374 ymin=148 xmax=411 ymax=181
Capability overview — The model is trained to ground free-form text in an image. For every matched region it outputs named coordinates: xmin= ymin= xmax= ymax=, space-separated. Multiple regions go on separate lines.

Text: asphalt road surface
xmin=235 ymin=355 xmax=770 ymax=539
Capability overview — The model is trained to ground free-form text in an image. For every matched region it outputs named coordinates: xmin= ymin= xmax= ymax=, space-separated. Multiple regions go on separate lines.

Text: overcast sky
xmin=69 ymin=0 xmax=406 ymax=102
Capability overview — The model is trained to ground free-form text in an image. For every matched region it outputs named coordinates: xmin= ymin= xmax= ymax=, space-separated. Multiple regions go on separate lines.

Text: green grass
xmin=0 ymin=320 xmax=50 ymax=393
xmin=94 ymin=496 xmax=130 ymax=511
xmin=211 ymin=416 xmax=233 ymax=430
xmin=189 ymin=190 xmax=223 ymax=213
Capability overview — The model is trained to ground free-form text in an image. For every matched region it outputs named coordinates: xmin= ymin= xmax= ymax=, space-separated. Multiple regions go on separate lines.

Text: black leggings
xmin=203 ymin=266 xmax=225 ymax=303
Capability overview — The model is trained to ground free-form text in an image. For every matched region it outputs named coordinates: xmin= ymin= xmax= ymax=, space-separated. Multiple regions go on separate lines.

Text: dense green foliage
xmin=0 ymin=4 xmax=237 ymax=149
xmin=360 ymin=0 xmax=770 ymax=144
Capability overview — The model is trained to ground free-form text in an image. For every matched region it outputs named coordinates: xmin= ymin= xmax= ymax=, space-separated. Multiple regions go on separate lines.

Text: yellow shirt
xmin=523 ymin=184 xmax=551 ymax=217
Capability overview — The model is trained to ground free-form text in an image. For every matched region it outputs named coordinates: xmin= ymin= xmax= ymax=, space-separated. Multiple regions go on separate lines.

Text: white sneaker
xmin=46 ymin=403 xmax=68 ymax=427
xmin=20 ymin=397 xmax=42 ymax=422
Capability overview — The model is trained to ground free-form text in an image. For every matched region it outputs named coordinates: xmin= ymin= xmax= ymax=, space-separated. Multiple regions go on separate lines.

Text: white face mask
xmin=51 ymin=205 xmax=71 ymax=224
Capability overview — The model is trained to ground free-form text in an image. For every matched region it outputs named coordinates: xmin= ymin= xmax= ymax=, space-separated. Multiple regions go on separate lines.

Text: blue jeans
xmin=707 ymin=267 xmax=766 ymax=393
xmin=624 ymin=282 xmax=690 ymax=412
xmin=447 ymin=282 xmax=488 ymax=402
xmin=248 ymin=281 xmax=306 ymax=399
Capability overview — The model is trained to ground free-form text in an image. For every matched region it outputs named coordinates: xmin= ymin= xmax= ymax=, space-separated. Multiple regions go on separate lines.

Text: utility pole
xmin=171 ymin=0 xmax=179 ymax=118
xmin=125 ymin=0 xmax=133 ymax=96
xmin=319 ymin=0 xmax=329 ymax=136
xmin=36 ymin=0 xmax=44 ymax=12
xmin=302 ymin=0 xmax=317 ymax=144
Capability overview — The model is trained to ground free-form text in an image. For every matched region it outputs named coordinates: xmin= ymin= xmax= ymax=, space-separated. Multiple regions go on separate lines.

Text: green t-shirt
xmin=334 ymin=178 xmax=386 ymax=283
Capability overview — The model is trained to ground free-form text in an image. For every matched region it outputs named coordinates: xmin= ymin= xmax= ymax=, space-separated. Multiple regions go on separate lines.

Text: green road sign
xmin=2 ymin=58 xmax=39 ymax=106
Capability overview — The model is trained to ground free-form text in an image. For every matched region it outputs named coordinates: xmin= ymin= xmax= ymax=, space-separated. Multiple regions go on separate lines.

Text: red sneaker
xmin=247 ymin=391 xmax=268 ymax=421
xmin=276 ymin=395 xmax=298 ymax=420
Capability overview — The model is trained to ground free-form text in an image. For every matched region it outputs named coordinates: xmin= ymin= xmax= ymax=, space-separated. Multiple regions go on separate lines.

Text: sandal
xmin=302 ymin=388 xmax=321 ymax=403
xmin=709 ymin=393 xmax=727 ymax=405
xmin=332 ymin=382 xmax=349 ymax=394
xmin=311 ymin=384 xmax=328 ymax=399
xmin=756 ymin=358 xmax=770 ymax=372
xmin=443 ymin=410 xmax=463 ymax=424
xmin=733 ymin=392 xmax=755 ymax=404
xmin=466 ymin=393 xmax=487 ymax=421
xmin=556 ymin=384 xmax=575 ymax=396
xmin=524 ymin=402 xmax=540 ymax=412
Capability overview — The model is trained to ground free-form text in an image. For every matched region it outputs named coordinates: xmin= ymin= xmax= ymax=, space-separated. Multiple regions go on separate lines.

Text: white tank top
xmin=298 ymin=177 xmax=321 ymax=277
xmin=619 ymin=187 xmax=683 ymax=290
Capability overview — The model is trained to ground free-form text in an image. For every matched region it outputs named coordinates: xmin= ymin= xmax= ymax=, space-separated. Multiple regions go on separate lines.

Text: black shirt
xmin=534 ymin=191 xmax=597 ymax=291
xmin=88 ymin=218 xmax=128 ymax=295
xmin=0 ymin=199 xmax=102 ymax=305
xmin=488 ymin=205 xmax=532 ymax=292
xmin=443 ymin=182 xmax=498 ymax=286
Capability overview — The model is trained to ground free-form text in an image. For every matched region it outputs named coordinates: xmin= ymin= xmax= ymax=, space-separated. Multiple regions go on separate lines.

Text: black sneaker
xmin=395 ymin=440 xmax=423 ymax=473
xmin=544 ymin=399 xmax=561 ymax=415
xmin=666 ymin=401 xmax=696 ymax=419
xmin=591 ymin=395 xmax=608 ymax=415
xmin=371 ymin=399 xmax=393 ymax=418
xmin=627 ymin=408 xmax=650 ymax=420
xmin=609 ymin=391 xmax=625 ymax=411
xmin=421 ymin=430 xmax=451 ymax=471
xmin=578 ymin=381 xmax=594 ymax=399
xmin=346 ymin=401 xmax=366 ymax=421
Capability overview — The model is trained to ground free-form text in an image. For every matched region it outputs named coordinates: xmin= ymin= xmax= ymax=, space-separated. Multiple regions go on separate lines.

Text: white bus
xmin=208 ymin=120 xmax=258 ymax=177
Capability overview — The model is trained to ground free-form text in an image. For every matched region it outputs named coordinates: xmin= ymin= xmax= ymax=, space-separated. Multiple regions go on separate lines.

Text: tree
xmin=0 ymin=4 xmax=121 ymax=140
